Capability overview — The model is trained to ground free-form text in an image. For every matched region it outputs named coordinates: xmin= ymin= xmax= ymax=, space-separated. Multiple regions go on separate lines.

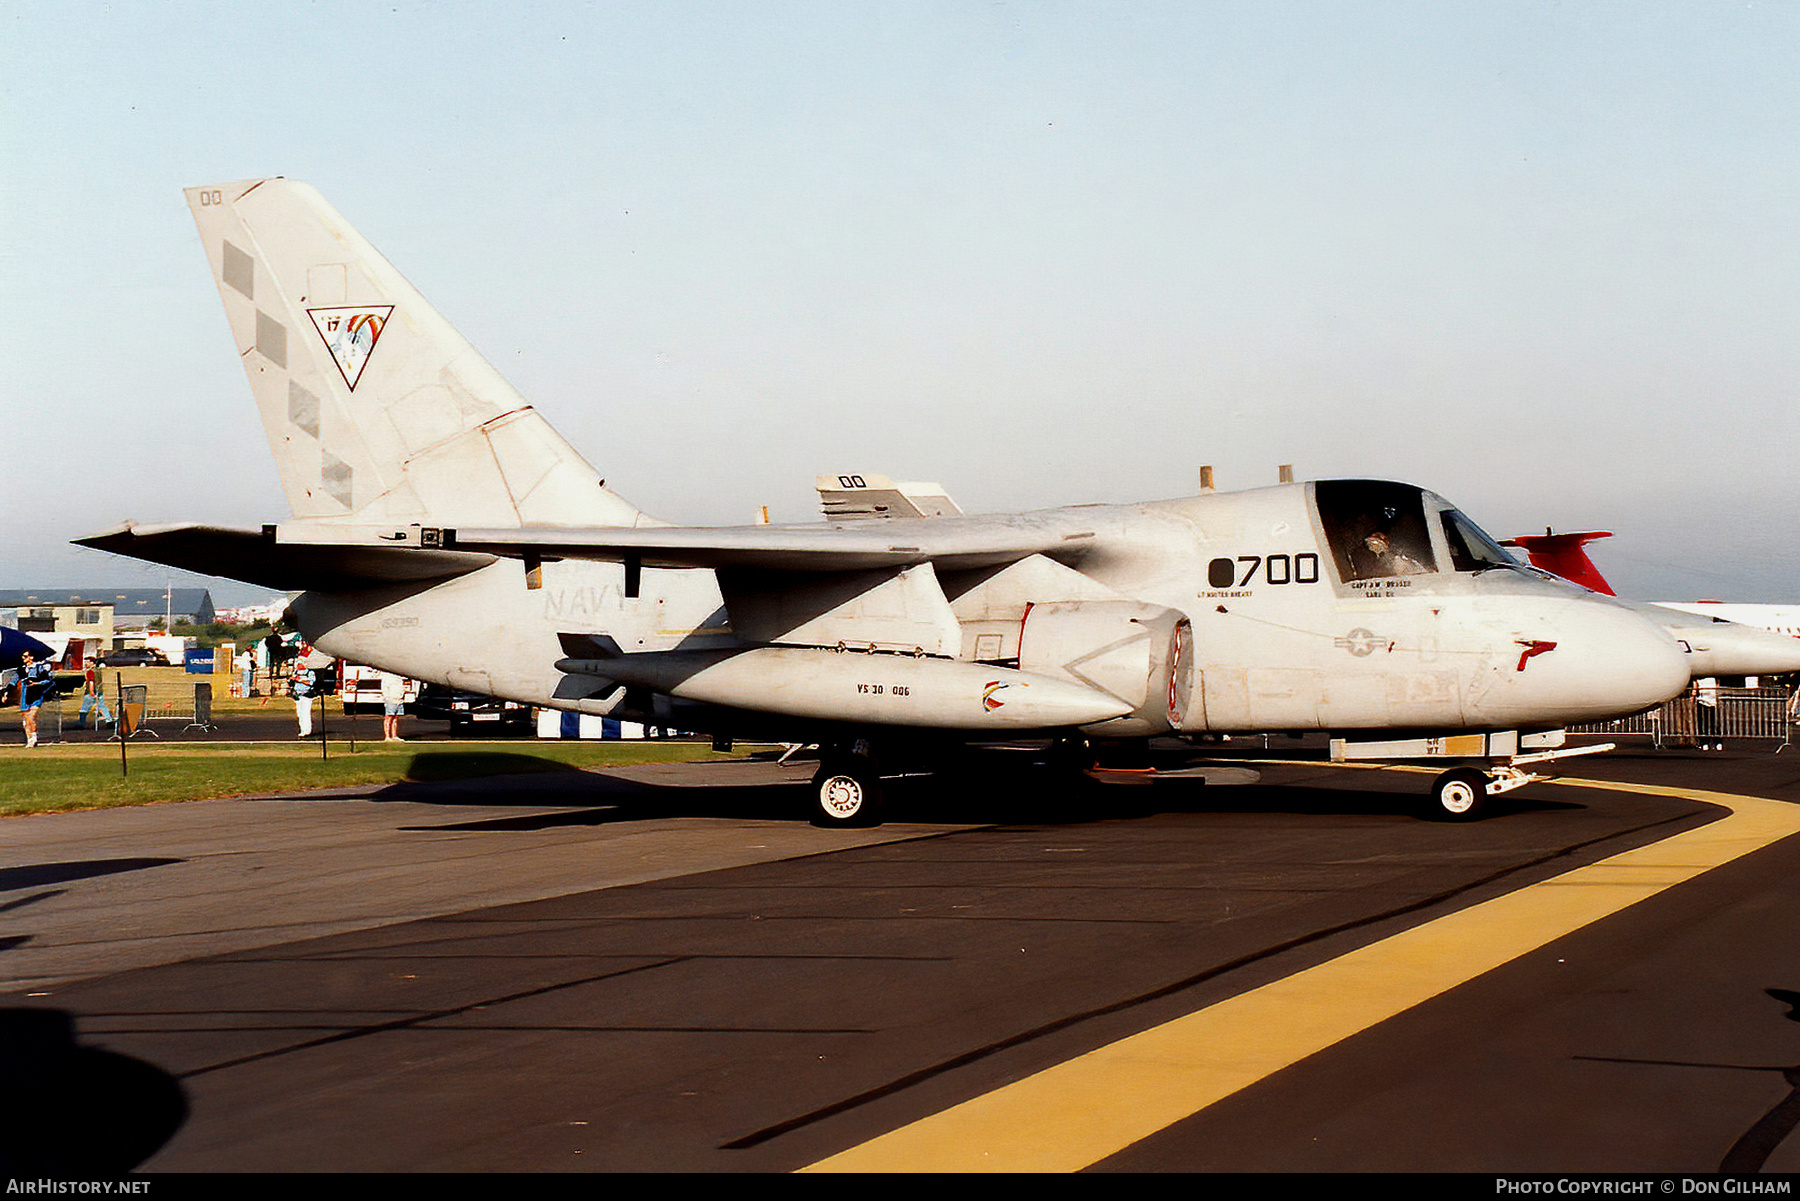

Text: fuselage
xmin=293 ymin=480 xmax=1690 ymax=741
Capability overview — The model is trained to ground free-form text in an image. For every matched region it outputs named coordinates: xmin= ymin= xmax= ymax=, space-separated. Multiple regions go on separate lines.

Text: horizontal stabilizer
xmin=816 ymin=472 xmax=963 ymax=520
xmin=74 ymin=523 xmax=495 ymax=592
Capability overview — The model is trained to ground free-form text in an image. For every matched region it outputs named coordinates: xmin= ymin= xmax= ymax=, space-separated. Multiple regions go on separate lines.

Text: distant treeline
xmin=169 ymin=620 xmax=278 ymax=649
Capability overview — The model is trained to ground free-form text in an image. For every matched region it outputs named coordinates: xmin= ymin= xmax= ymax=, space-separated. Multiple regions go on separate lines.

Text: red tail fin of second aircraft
xmin=1501 ymin=531 xmax=1617 ymax=596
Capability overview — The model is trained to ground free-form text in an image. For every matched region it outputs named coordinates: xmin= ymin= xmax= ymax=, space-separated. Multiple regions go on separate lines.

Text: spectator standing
xmin=379 ymin=672 xmax=408 ymax=741
xmin=290 ymin=652 xmax=318 ymax=737
xmin=76 ymin=658 xmax=113 ymax=730
xmin=17 ymin=650 xmax=55 ymax=748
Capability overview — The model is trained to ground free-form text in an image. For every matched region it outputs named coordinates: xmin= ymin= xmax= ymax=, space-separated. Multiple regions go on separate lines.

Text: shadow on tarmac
xmin=363 ymin=752 xmax=1591 ymax=831
xmin=396 ymin=749 xmax=594 ymax=784
xmin=0 ymin=858 xmax=184 ymax=893
xmin=0 ymin=1008 xmax=186 ymax=1174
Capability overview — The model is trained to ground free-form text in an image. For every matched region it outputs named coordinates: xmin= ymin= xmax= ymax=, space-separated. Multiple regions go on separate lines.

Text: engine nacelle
xmin=1018 ymin=600 xmax=1192 ymax=736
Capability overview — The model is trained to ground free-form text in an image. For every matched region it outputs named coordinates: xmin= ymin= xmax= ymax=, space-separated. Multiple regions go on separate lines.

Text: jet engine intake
xmin=1018 ymin=600 xmax=1192 ymax=736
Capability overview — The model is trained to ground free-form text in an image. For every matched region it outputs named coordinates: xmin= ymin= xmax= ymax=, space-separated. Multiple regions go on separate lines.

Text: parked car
xmin=412 ymin=682 xmax=533 ymax=736
xmin=95 ymin=648 xmax=170 ymax=668
xmin=338 ymin=664 xmax=418 ymax=715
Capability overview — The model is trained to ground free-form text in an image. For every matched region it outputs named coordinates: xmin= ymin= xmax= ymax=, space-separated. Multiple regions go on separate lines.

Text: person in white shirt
xmin=290 ymin=654 xmax=317 ymax=737
xmin=379 ymin=672 xmax=409 ymax=742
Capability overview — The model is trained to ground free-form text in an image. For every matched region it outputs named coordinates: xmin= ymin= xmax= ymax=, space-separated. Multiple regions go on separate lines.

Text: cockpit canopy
xmin=1314 ymin=480 xmax=1521 ymax=585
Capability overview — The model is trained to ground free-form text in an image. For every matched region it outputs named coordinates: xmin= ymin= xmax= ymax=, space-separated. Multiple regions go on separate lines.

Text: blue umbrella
xmin=0 ymin=627 xmax=57 ymax=669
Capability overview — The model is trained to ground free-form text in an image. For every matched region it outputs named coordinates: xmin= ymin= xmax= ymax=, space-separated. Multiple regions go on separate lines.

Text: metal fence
xmin=117 ymin=682 xmax=219 ymax=737
xmin=1570 ymin=686 xmax=1795 ymax=750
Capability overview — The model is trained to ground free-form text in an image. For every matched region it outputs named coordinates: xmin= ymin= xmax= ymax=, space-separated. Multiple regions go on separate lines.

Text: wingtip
xmin=72 ymin=520 xmax=139 ymax=548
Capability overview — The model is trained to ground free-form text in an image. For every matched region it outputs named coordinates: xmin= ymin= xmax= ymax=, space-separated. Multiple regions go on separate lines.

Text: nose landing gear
xmin=1425 ymin=740 xmax=1617 ymax=821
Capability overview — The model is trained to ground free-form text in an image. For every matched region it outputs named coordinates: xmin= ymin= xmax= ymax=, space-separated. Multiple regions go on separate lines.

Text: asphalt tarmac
xmin=4 ymin=742 xmax=1799 ymax=1175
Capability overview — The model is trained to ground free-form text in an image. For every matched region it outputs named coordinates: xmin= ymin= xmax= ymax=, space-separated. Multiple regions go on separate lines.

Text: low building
xmin=0 ymin=596 xmax=116 ymax=644
xmin=0 ymin=589 xmax=216 ymax=632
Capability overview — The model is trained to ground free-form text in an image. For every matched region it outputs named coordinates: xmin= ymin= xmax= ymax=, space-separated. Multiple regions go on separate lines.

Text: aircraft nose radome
xmin=1473 ymin=598 xmax=1690 ymax=728
xmin=1570 ymin=602 xmax=1691 ymax=721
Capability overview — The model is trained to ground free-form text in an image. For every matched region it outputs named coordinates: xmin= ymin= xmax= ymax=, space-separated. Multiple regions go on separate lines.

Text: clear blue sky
xmin=3 ymin=1 xmax=1796 ymax=602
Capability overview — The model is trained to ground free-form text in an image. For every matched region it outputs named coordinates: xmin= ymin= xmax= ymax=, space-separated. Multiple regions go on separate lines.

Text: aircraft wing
xmin=74 ymin=523 xmax=497 ymax=591
xmin=442 ymin=519 xmax=1095 ymax=572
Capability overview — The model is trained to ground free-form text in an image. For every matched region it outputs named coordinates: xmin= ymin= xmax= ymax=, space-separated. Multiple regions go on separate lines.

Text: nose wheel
xmin=1427 ymin=767 xmax=1493 ymax=821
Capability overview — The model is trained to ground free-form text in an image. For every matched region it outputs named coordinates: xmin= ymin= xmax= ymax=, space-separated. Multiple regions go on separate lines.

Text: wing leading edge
xmin=76 ymin=514 xmax=1099 ymax=592
xmin=425 ymin=518 xmax=1098 ymax=573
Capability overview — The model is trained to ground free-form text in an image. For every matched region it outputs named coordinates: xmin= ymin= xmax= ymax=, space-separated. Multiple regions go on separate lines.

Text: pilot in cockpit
xmin=1356 ymin=530 xmax=1431 ymax=578
xmin=1315 ymin=480 xmax=1441 ymax=583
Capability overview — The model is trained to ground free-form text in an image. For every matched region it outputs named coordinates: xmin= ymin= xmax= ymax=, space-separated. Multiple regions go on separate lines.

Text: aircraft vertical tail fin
xmin=1502 ymin=530 xmax=1617 ymax=595
xmin=185 ymin=179 xmax=649 ymax=529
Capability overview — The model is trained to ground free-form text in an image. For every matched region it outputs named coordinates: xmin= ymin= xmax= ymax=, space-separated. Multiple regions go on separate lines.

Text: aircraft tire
xmin=1428 ymin=767 xmax=1491 ymax=821
xmin=812 ymin=756 xmax=883 ymax=828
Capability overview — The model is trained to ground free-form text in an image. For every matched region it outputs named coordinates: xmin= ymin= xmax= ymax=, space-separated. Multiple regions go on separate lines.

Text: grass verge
xmin=0 ymin=741 xmax=742 ymax=818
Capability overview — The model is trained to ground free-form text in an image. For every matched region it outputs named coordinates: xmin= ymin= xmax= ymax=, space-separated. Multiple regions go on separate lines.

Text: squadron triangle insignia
xmin=308 ymin=305 xmax=393 ymax=391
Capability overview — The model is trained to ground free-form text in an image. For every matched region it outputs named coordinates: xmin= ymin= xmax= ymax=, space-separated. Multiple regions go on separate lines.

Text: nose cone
xmin=1568 ymin=603 xmax=1693 ymax=720
xmin=1467 ymin=597 xmax=1690 ymax=727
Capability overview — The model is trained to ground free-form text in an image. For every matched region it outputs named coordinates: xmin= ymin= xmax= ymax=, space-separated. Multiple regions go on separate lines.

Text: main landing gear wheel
xmin=1428 ymin=767 xmax=1492 ymax=821
xmin=812 ymin=755 xmax=883 ymax=828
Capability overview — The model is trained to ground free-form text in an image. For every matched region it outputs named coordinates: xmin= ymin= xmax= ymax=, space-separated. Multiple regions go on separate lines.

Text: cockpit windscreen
xmin=1441 ymin=509 xmax=1520 ymax=574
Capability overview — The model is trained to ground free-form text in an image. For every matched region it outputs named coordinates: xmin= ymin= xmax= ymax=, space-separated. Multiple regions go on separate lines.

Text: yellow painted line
xmin=801 ymin=780 xmax=1800 ymax=1173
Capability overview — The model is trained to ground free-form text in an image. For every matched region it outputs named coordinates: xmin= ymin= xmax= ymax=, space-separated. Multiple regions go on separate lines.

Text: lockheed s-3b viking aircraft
xmin=80 ymin=180 xmax=1691 ymax=825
